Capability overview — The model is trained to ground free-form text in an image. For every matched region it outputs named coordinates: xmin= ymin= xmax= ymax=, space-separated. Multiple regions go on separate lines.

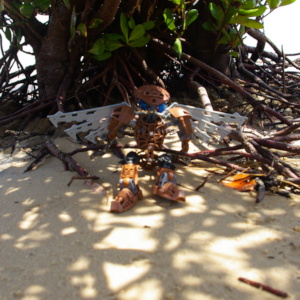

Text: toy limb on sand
xmin=48 ymin=85 xmax=247 ymax=213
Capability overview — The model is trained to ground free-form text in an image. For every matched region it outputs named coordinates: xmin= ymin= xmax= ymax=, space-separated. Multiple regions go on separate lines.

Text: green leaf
xmin=78 ymin=23 xmax=87 ymax=37
xmin=209 ymin=3 xmax=224 ymax=20
xmin=63 ymin=0 xmax=70 ymax=9
xmin=229 ymin=15 xmax=263 ymax=29
xmin=70 ymin=6 xmax=76 ymax=39
xmin=5 ymin=28 xmax=12 ymax=42
xmin=280 ymin=0 xmax=296 ymax=6
xmin=89 ymin=18 xmax=103 ymax=29
xmin=0 ymin=19 xmax=28 ymax=29
xmin=0 ymin=1 xmax=5 ymax=13
xmin=128 ymin=17 xmax=136 ymax=29
xmin=267 ymin=0 xmax=280 ymax=9
xmin=129 ymin=24 xmax=145 ymax=41
xmin=238 ymin=6 xmax=266 ymax=16
xmin=104 ymin=33 xmax=125 ymax=41
xmin=33 ymin=0 xmax=50 ymax=11
xmin=242 ymin=0 xmax=256 ymax=9
xmin=171 ymin=0 xmax=181 ymax=5
xmin=202 ymin=21 xmax=219 ymax=31
xmin=163 ymin=8 xmax=176 ymax=31
xmin=128 ymin=34 xmax=150 ymax=47
xmin=16 ymin=28 xmax=22 ymax=43
xmin=173 ymin=37 xmax=182 ymax=58
xmin=89 ymin=39 xmax=104 ymax=55
xmin=142 ymin=21 xmax=155 ymax=30
xmin=228 ymin=50 xmax=238 ymax=57
xmin=120 ymin=12 xmax=129 ymax=44
xmin=104 ymin=39 xmax=123 ymax=51
xmin=186 ymin=9 xmax=198 ymax=27
xmin=93 ymin=51 xmax=112 ymax=61
xmin=20 ymin=3 xmax=34 ymax=18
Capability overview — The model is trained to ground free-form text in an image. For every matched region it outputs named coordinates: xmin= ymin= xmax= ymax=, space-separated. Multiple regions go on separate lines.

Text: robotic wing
xmin=48 ymin=102 xmax=131 ymax=144
xmin=167 ymin=103 xmax=247 ymax=143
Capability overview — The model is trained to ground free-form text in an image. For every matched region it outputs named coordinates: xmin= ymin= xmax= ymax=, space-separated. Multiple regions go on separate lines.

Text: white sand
xmin=1 ymin=136 xmax=300 ymax=300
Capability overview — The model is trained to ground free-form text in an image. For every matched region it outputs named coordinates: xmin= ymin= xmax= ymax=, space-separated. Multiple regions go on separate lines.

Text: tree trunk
xmin=35 ymin=6 xmax=73 ymax=99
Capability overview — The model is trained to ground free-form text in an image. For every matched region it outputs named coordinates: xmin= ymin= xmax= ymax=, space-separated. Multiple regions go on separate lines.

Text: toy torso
xmin=134 ymin=113 xmax=167 ymax=149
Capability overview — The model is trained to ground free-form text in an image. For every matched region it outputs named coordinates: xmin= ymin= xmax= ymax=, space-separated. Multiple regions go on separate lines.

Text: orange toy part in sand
xmin=221 ymin=174 xmax=256 ymax=192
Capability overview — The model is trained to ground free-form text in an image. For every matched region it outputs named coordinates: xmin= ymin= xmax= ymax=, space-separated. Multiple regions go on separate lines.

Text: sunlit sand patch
xmin=58 ymin=212 xmax=72 ymax=222
xmin=117 ymin=278 xmax=162 ymax=300
xmin=68 ymin=256 xmax=90 ymax=272
xmin=5 ymin=187 xmax=20 ymax=195
xmin=61 ymin=227 xmax=77 ymax=235
xmin=19 ymin=210 xmax=39 ymax=230
xmin=1 ymin=233 xmax=14 ymax=240
xmin=103 ymin=261 xmax=151 ymax=293
xmin=70 ymin=273 xmax=97 ymax=298
xmin=100 ymin=228 xmax=157 ymax=251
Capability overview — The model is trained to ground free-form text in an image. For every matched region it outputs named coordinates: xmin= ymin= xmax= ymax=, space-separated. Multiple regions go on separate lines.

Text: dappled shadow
xmin=0 ymin=137 xmax=300 ymax=300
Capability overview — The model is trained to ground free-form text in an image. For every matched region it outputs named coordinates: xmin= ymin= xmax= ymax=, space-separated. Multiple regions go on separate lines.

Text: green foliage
xmin=173 ymin=38 xmax=182 ymax=58
xmin=203 ymin=0 xmax=298 ymax=55
xmin=163 ymin=8 xmax=176 ymax=31
xmin=90 ymin=13 xmax=152 ymax=62
xmin=89 ymin=18 xmax=103 ymax=29
xmin=280 ymin=0 xmax=297 ymax=6
xmin=20 ymin=3 xmax=35 ymax=18
xmin=89 ymin=39 xmax=104 ymax=55
xmin=142 ymin=21 xmax=155 ymax=30
xmin=120 ymin=12 xmax=129 ymax=44
xmin=163 ymin=1 xmax=199 ymax=61
xmin=93 ymin=51 xmax=112 ymax=61
xmin=78 ymin=23 xmax=87 ymax=37
xmin=63 ymin=0 xmax=70 ymax=9
xmin=128 ymin=17 xmax=136 ymax=29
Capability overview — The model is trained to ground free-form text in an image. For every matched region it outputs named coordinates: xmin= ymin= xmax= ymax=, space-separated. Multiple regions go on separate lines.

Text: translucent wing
xmin=47 ymin=102 xmax=131 ymax=143
xmin=166 ymin=103 xmax=247 ymax=143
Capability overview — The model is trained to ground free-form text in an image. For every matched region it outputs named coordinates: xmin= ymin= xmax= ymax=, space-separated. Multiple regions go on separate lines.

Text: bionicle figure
xmin=48 ymin=85 xmax=247 ymax=212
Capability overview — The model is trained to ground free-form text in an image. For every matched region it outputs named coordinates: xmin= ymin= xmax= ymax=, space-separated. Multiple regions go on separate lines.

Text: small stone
xmin=293 ymin=226 xmax=300 ymax=232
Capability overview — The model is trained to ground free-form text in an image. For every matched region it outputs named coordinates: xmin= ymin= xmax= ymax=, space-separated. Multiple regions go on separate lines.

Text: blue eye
xmin=138 ymin=99 xmax=148 ymax=110
xmin=157 ymin=103 xmax=166 ymax=112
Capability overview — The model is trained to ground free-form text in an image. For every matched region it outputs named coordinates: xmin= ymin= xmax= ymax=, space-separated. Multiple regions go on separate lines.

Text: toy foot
xmin=110 ymin=188 xmax=139 ymax=213
xmin=152 ymin=182 xmax=185 ymax=202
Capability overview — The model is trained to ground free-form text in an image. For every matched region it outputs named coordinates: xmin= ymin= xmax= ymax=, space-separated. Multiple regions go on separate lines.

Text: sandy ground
xmin=1 ymin=135 xmax=300 ymax=300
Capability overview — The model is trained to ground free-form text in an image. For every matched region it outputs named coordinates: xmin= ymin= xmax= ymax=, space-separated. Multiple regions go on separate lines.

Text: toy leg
xmin=152 ymin=154 xmax=185 ymax=202
xmin=110 ymin=152 xmax=143 ymax=213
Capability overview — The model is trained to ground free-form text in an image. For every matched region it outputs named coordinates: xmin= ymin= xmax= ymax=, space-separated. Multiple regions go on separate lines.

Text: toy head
xmin=136 ymin=85 xmax=170 ymax=106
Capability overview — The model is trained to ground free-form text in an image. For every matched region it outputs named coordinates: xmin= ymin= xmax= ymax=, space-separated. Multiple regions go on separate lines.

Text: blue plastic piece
xmin=157 ymin=103 xmax=166 ymax=112
xmin=139 ymin=99 xmax=148 ymax=111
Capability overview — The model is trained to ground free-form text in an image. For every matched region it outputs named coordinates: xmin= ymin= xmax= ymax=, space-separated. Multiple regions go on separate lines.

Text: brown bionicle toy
xmin=48 ymin=85 xmax=247 ymax=213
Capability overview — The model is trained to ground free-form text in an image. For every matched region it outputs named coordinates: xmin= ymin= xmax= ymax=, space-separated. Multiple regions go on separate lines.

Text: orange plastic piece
xmin=134 ymin=114 xmax=166 ymax=149
xmin=221 ymin=174 xmax=256 ymax=191
xmin=152 ymin=167 xmax=186 ymax=202
xmin=182 ymin=136 xmax=191 ymax=153
xmin=107 ymin=105 xmax=135 ymax=139
xmin=110 ymin=163 xmax=143 ymax=213
xmin=135 ymin=85 xmax=170 ymax=106
xmin=169 ymin=107 xmax=193 ymax=135
xmin=140 ymin=143 xmax=158 ymax=171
